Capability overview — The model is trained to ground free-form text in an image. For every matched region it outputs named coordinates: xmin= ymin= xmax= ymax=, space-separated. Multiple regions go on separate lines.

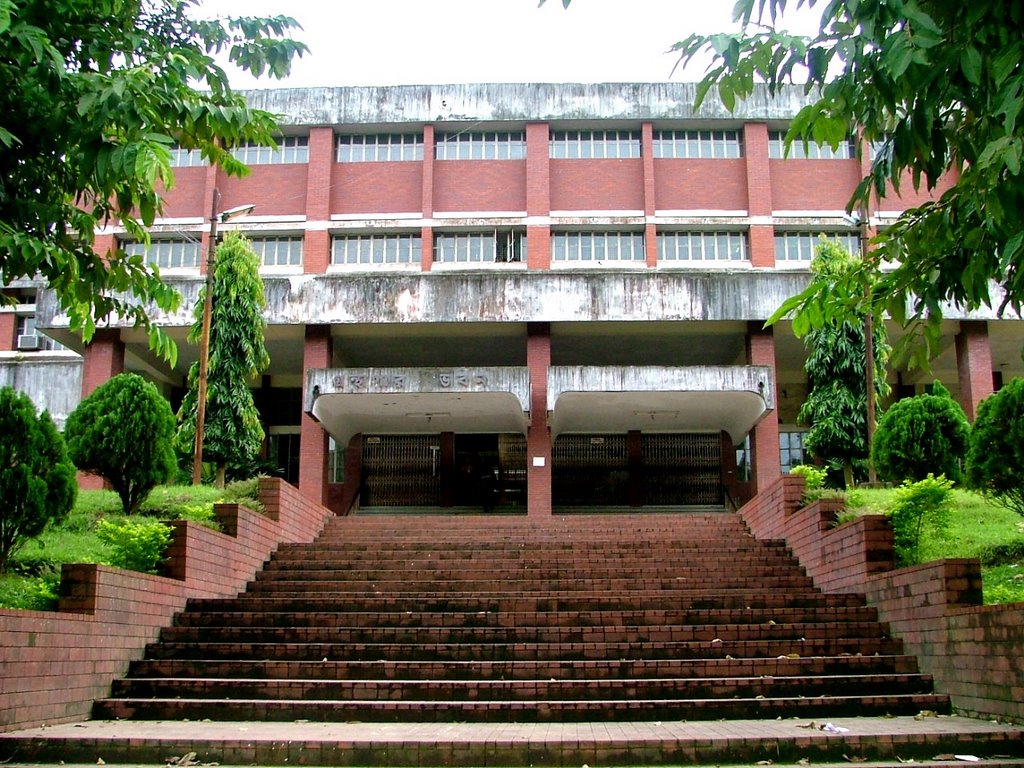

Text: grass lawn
xmin=844 ymin=487 xmax=1024 ymax=605
xmin=0 ymin=480 xmax=262 ymax=611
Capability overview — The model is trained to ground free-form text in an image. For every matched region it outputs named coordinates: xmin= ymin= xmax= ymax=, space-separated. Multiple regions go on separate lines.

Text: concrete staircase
xmin=93 ymin=512 xmax=950 ymax=723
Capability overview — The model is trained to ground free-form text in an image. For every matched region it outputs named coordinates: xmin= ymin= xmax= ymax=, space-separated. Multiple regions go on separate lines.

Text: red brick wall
xmin=159 ymin=167 xmax=207 ymax=219
xmin=739 ymin=476 xmax=1024 ymax=723
xmin=306 ymin=127 xmax=334 ymax=222
xmin=878 ymin=170 xmax=958 ymax=211
xmin=333 ymin=163 xmax=423 ymax=214
xmin=550 ymin=160 xmax=644 ymax=211
xmin=221 ymin=165 xmax=307 ymax=217
xmin=434 ymin=162 xmax=527 ymax=212
xmin=770 ymin=160 xmax=862 ymax=210
xmin=744 ymin=123 xmax=775 ymax=267
xmin=526 ymin=323 xmax=552 ymax=516
xmin=0 ymin=478 xmax=331 ymax=732
xmin=654 ymin=160 xmax=748 ymax=211
xmin=0 ymin=312 xmax=15 ymax=352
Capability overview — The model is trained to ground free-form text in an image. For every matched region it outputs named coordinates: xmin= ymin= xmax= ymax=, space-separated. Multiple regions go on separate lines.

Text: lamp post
xmin=191 ymin=188 xmax=256 ymax=485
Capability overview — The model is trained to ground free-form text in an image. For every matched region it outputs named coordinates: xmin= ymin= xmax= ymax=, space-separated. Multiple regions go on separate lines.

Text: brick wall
xmin=654 ymin=159 xmax=748 ymax=211
xmin=549 ymin=160 xmax=644 ymax=212
xmin=0 ymin=478 xmax=332 ymax=732
xmin=740 ymin=476 xmax=1024 ymax=723
xmin=0 ymin=311 xmax=15 ymax=352
xmin=434 ymin=161 xmax=527 ymax=212
xmin=769 ymin=160 xmax=862 ymax=210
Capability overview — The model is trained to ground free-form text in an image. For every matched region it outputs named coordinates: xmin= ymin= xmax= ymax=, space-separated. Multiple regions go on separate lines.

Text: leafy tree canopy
xmin=0 ymin=387 xmax=77 ymax=572
xmin=967 ymin=377 xmax=1024 ymax=516
xmin=177 ymin=232 xmax=270 ymax=487
xmin=670 ymin=0 xmax=1024 ymax=368
xmin=0 ymin=0 xmax=306 ymax=363
xmin=65 ymin=372 xmax=178 ymax=514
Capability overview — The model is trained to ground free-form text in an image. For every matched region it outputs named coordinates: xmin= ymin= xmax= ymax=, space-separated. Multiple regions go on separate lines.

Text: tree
xmin=0 ymin=0 xmax=306 ymax=361
xmin=798 ymin=238 xmax=889 ymax=488
xmin=64 ymin=373 xmax=177 ymax=515
xmin=0 ymin=387 xmax=77 ymax=572
xmin=967 ymin=377 xmax=1024 ymax=516
xmin=872 ymin=381 xmax=971 ymax=485
xmin=177 ymin=232 xmax=270 ymax=488
xmin=669 ymin=0 xmax=1024 ymax=368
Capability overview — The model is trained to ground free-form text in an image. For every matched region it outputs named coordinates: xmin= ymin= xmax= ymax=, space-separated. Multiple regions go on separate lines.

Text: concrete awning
xmin=548 ymin=366 xmax=774 ymax=443
xmin=305 ymin=367 xmax=531 ymax=446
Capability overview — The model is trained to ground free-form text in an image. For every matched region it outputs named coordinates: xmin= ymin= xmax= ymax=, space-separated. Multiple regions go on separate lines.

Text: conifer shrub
xmin=64 ymin=373 xmax=177 ymax=515
xmin=0 ymin=387 xmax=78 ymax=572
xmin=967 ymin=377 xmax=1024 ymax=516
xmin=872 ymin=381 xmax=970 ymax=484
xmin=889 ymin=474 xmax=953 ymax=566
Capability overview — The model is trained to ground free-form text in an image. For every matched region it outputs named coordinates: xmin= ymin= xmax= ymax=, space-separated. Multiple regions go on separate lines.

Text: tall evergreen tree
xmin=177 ymin=232 xmax=270 ymax=488
xmin=798 ymin=238 xmax=889 ymax=488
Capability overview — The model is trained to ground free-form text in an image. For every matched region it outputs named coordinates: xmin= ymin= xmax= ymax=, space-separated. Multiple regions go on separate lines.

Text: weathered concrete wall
xmin=0 ymin=355 xmax=82 ymax=428
xmin=242 ymin=83 xmax=817 ymax=127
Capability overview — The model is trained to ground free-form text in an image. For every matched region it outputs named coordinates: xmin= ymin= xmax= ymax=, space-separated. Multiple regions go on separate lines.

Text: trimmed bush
xmin=65 ymin=373 xmax=177 ymax=515
xmin=96 ymin=518 xmax=171 ymax=574
xmin=889 ymin=474 xmax=953 ymax=567
xmin=0 ymin=387 xmax=77 ymax=572
xmin=872 ymin=381 xmax=970 ymax=484
xmin=967 ymin=377 xmax=1024 ymax=517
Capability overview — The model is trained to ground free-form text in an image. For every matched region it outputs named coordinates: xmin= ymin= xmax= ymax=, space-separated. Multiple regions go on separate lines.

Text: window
xmin=124 ymin=238 xmax=201 ymax=270
xmin=249 ymin=236 xmax=303 ymax=268
xmin=15 ymin=314 xmax=63 ymax=351
xmin=552 ymin=231 xmax=645 ymax=263
xmin=779 ymin=431 xmax=807 ymax=474
xmin=434 ymin=232 xmax=526 ymax=264
xmin=328 ymin=436 xmax=346 ymax=483
xmin=653 ymin=130 xmax=743 ymax=158
xmin=169 ymin=146 xmax=207 ymax=167
xmin=768 ymin=130 xmax=854 ymax=159
xmin=435 ymin=131 xmax=525 ymax=160
xmin=774 ymin=232 xmax=860 ymax=263
xmin=337 ymin=133 xmax=424 ymax=162
xmin=550 ymin=130 xmax=641 ymax=159
xmin=230 ymin=136 xmax=309 ymax=165
xmin=332 ymin=234 xmax=422 ymax=266
xmin=658 ymin=231 xmax=748 ymax=262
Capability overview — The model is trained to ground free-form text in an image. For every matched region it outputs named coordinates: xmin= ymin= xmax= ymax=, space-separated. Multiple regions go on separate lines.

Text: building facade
xmin=4 ymin=83 xmax=1021 ymax=515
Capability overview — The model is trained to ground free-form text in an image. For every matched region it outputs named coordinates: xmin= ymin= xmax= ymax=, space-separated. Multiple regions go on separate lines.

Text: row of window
xmin=127 ymin=232 xmax=859 ymax=270
xmin=170 ymin=130 xmax=857 ymax=166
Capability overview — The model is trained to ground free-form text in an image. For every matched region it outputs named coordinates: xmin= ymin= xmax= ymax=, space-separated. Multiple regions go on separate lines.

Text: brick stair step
xmin=172 ymin=605 xmax=879 ymax=629
xmin=128 ymin=653 xmax=921 ymax=681
xmin=92 ymin=692 xmax=952 ymax=723
xmin=142 ymin=637 xmax=906 ymax=661
xmin=256 ymin=564 xmax=807 ymax=580
xmin=110 ymin=672 xmax=935 ymax=702
xmin=185 ymin=592 xmax=867 ymax=613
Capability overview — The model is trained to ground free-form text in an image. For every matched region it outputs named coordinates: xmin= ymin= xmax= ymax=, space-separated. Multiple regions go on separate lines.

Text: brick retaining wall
xmin=740 ymin=476 xmax=1024 ymax=723
xmin=0 ymin=478 xmax=332 ymax=732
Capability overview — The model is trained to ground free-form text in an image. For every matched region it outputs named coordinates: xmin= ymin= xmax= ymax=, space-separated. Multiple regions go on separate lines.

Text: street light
xmin=191 ymin=188 xmax=256 ymax=485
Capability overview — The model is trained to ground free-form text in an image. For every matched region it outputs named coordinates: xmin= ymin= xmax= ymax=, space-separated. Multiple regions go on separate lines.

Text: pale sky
xmin=196 ymin=0 xmax=821 ymax=89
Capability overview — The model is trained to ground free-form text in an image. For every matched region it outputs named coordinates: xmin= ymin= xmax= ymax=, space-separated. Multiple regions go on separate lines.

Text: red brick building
xmin=5 ymin=83 xmax=1020 ymax=514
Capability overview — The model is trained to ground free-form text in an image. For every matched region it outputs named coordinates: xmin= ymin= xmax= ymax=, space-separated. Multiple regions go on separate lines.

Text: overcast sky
xmin=196 ymin=0 xmax=821 ymax=89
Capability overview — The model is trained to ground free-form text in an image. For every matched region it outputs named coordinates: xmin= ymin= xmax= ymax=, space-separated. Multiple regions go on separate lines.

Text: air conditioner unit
xmin=17 ymin=334 xmax=40 ymax=351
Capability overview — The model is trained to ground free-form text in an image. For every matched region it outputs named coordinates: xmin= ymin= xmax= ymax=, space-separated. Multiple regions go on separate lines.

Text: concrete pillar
xmin=303 ymin=127 xmax=334 ymax=274
xmin=746 ymin=323 xmax=781 ymax=494
xmin=955 ymin=320 xmax=995 ymax=421
xmin=744 ymin=122 xmax=775 ymax=268
xmin=299 ymin=325 xmax=333 ymax=506
xmin=526 ymin=122 xmax=551 ymax=270
xmin=526 ymin=322 xmax=552 ymax=516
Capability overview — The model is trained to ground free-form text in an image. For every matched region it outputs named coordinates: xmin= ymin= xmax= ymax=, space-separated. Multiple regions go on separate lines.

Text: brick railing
xmin=0 ymin=478 xmax=332 ymax=732
xmin=739 ymin=476 xmax=1024 ymax=723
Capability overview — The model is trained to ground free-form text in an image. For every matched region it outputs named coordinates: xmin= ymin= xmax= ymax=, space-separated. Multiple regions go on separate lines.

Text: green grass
xmin=843 ymin=487 xmax=1024 ymax=605
xmin=0 ymin=481 xmax=263 ymax=611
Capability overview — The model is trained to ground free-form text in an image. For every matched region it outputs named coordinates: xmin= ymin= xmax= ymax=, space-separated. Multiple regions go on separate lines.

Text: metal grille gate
xmin=642 ymin=433 xmax=722 ymax=506
xmin=552 ymin=435 xmax=630 ymax=507
xmin=362 ymin=435 xmax=440 ymax=507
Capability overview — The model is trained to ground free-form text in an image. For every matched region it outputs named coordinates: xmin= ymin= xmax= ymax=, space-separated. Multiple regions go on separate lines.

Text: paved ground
xmin=1 ymin=714 xmax=1022 ymax=766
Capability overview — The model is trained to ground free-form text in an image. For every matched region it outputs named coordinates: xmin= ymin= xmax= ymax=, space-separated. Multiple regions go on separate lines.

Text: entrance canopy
xmin=305 ymin=367 xmax=531 ymax=446
xmin=548 ymin=365 xmax=775 ymax=443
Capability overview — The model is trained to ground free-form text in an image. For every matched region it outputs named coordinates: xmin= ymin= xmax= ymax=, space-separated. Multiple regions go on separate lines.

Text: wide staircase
xmin=95 ymin=512 xmax=949 ymax=723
